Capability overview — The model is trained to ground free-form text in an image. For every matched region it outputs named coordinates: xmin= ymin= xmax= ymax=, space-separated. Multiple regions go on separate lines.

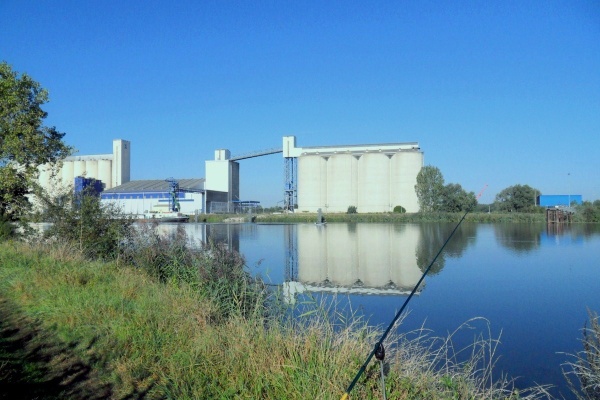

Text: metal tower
xmin=284 ymin=157 xmax=297 ymax=211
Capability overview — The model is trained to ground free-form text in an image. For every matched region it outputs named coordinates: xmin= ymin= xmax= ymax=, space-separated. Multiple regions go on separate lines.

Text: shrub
xmin=37 ymin=185 xmax=134 ymax=260
xmin=393 ymin=205 xmax=406 ymax=214
xmin=347 ymin=206 xmax=357 ymax=214
xmin=121 ymin=223 xmax=265 ymax=321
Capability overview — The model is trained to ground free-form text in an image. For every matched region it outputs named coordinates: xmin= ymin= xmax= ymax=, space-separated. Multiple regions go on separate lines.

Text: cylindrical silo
xmin=358 ymin=153 xmax=390 ymax=213
xmin=37 ymin=165 xmax=51 ymax=190
xmin=73 ymin=160 xmax=86 ymax=178
xmin=98 ymin=160 xmax=112 ymax=189
xmin=298 ymin=155 xmax=326 ymax=212
xmin=391 ymin=152 xmax=423 ymax=213
xmin=61 ymin=161 xmax=74 ymax=186
xmin=85 ymin=160 xmax=98 ymax=181
xmin=326 ymin=154 xmax=354 ymax=212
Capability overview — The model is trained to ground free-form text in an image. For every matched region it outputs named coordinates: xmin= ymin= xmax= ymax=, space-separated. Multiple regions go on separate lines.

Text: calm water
xmin=163 ymin=221 xmax=600 ymax=398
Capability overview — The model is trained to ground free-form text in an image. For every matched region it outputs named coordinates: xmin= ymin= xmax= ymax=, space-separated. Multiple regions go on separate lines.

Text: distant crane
xmin=165 ymin=178 xmax=181 ymax=212
xmin=164 ymin=178 xmax=205 ymax=213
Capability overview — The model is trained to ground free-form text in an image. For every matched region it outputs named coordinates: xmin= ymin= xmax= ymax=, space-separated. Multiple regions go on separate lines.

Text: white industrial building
xmin=283 ymin=136 xmax=423 ymax=213
xmin=38 ymin=139 xmax=131 ymax=191
xmin=38 ymin=135 xmax=423 ymax=215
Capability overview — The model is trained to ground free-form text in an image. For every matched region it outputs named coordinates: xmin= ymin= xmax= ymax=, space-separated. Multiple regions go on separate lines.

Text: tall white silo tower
xmin=112 ymin=139 xmax=131 ymax=187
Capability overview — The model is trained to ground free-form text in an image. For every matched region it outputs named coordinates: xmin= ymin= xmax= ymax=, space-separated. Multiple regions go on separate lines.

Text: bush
xmin=121 ymin=223 xmax=265 ymax=321
xmin=393 ymin=205 xmax=406 ymax=213
xmin=347 ymin=206 xmax=357 ymax=214
xmin=37 ymin=185 xmax=134 ymax=260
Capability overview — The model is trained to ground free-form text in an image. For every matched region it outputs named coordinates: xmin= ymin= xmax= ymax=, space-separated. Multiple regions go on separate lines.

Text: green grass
xmin=0 ymin=240 xmax=554 ymax=399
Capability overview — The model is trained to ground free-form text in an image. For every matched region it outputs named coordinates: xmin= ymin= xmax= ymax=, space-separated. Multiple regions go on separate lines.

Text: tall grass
xmin=0 ymin=231 xmax=555 ymax=399
xmin=562 ymin=310 xmax=600 ymax=399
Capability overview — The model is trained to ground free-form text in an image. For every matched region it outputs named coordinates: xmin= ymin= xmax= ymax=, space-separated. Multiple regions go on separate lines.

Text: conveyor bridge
xmin=230 ymin=147 xmax=282 ymax=161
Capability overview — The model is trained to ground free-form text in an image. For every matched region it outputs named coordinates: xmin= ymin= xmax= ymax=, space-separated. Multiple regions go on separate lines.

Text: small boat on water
xmin=142 ymin=211 xmax=189 ymax=223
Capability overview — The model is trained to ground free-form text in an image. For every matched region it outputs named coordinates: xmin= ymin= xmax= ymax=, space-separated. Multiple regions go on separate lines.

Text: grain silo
xmin=61 ymin=161 xmax=74 ymax=186
xmin=284 ymin=136 xmax=423 ymax=213
xmin=38 ymin=139 xmax=130 ymax=192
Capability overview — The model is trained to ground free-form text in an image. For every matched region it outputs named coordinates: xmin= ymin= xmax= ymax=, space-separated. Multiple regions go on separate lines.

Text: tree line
xmin=414 ymin=165 xmax=600 ymax=221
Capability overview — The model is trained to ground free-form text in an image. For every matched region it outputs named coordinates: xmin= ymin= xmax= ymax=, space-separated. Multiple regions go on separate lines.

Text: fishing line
xmin=340 ymin=185 xmax=487 ymax=400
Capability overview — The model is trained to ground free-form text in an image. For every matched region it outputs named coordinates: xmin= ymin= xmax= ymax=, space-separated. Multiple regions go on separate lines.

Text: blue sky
xmin=2 ymin=1 xmax=599 ymax=206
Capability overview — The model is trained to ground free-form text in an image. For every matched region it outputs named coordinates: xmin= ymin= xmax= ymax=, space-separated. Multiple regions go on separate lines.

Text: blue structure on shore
xmin=537 ymin=194 xmax=582 ymax=207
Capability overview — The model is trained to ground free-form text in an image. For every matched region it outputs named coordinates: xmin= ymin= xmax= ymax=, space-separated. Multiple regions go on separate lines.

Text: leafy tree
xmin=415 ymin=165 xmax=445 ymax=212
xmin=347 ymin=205 xmax=357 ymax=214
xmin=0 ymin=62 xmax=72 ymax=220
xmin=441 ymin=183 xmax=477 ymax=212
xmin=494 ymin=184 xmax=539 ymax=212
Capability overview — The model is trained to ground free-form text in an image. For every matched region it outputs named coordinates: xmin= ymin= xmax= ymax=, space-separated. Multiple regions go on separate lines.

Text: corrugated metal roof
xmin=103 ymin=179 xmax=205 ymax=193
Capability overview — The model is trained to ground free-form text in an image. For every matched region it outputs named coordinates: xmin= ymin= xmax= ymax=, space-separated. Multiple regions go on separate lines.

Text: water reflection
xmin=494 ymin=223 xmax=544 ymax=253
xmin=295 ymin=223 xmax=424 ymax=293
xmin=416 ymin=223 xmax=476 ymax=274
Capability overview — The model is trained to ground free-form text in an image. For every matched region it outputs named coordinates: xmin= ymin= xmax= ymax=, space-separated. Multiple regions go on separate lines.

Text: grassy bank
xmin=0 ymin=239 xmax=556 ymax=399
xmin=253 ymin=211 xmax=546 ymax=224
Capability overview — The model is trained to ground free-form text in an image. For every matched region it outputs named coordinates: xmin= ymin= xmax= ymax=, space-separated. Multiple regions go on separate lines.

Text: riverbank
xmin=253 ymin=211 xmax=546 ymax=223
xmin=0 ymin=241 xmax=553 ymax=399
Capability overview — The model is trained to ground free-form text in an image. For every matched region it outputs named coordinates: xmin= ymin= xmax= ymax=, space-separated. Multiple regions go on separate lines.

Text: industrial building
xmin=38 ymin=139 xmax=131 ymax=190
xmin=537 ymin=194 xmax=583 ymax=207
xmin=38 ymin=135 xmax=423 ymax=215
xmin=283 ymin=136 xmax=423 ymax=213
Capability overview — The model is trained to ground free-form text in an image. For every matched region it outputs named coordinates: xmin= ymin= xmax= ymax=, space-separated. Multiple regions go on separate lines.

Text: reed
xmin=562 ymin=310 xmax=600 ymax=399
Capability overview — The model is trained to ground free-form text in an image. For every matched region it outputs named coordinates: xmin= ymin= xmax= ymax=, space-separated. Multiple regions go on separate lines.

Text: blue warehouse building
xmin=537 ymin=194 xmax=583 ymax=207
xmin=101 ymin=179 xmax=206 ymax=217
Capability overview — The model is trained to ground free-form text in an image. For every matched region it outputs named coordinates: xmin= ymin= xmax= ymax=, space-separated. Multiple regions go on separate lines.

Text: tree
xmin=0 ymin=62 xmax=72 ymax=220
xmin=494 ymin=184 xmax=539 ymax=212
xmin=415 ymin=165 xmax=445 ymax=212
xmin=441 ymin=183 xmax=477 ymax=212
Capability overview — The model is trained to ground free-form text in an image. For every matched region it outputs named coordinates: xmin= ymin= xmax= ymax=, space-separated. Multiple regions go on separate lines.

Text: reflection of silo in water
xmin=205 ymin=224 xmax=240 ymax=252
xmin=297 ymin=224 xmax=328 ymax=284
xmin=297 ymin=223 xmax=423 ymax=291
xmin=325 ymin=224 xmax=358 ymax=286
xmin=389 ymin=224 xmax=422 ymax=290
xmin=358 ymin=224 xmax=391 ymax=287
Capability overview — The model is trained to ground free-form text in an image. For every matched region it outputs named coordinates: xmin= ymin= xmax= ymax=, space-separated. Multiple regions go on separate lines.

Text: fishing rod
xmin=340 ymin=185 xmax=487 ymax=400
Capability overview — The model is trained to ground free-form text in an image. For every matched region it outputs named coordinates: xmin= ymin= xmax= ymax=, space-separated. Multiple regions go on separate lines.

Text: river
xmin=159 ymin=221 xmax=600 ymax=398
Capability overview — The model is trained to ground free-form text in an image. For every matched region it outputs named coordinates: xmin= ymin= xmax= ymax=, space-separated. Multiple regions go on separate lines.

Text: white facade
xmin=284 ymin=136 xmax=423 ymax=213
xmin=102 ymin=191 xmax=205 ymax=216
xmin=205 ymin=149 xmax=240 ymax=203
xmin=38 ymin=139 xmax=131 ymax=190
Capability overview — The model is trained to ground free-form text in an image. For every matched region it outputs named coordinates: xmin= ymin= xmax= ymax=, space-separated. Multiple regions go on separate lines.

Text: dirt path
xmin=0 ymin=297 xmax=113 ymax=399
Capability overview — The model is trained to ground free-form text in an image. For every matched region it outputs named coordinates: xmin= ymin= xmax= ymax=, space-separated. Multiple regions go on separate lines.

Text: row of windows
xmin=101 ymin=192 xmax=193 ymax=200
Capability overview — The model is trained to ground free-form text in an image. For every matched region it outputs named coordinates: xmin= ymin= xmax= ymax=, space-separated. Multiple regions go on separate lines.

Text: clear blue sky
xmin=2 ymin=1 xmax=599 ymax=206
